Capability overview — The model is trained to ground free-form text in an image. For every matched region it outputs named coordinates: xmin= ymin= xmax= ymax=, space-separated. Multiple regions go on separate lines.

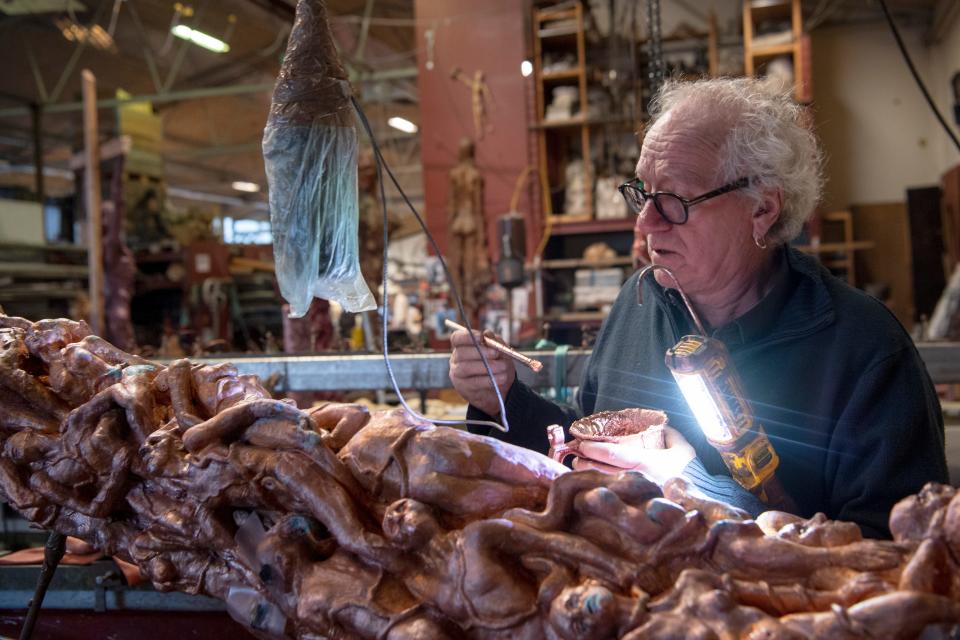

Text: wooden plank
xmin=574 ymin=2 xmax=592 ymax=220
xmin=749 ymin=42 xmax=796 ymax=58
xmin=68 ymin=135 xmax=132 ymax=170
xmin=547 ymin=213 xmax=592 ymax=224
xmin=548 ymin=218 xmax=634 ymax=235
xmin=539 ymin=256 xmax=632 ymax=269
xmin=82 ymin=69 xmax=104 ymax=336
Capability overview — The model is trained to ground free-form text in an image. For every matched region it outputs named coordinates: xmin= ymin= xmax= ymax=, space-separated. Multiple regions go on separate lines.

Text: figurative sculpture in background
xmin=447 ymin=138 xmax=489 ymax=318
xmin=6 ymin=311 xmax=960 ymax=638
xmin=450 ymin=67 xmax=493 ymax=140
xmin=102 ymin=157 xmax=136 ymax=352
xmin=281 ymin=299 xmax=335 ymax=405
xmin=356 ymin=148 xmax=400 ymax=296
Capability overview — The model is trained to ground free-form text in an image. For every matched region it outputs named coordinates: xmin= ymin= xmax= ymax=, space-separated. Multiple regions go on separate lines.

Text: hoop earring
xmin=753 ymin=233 xmax=767 ymax=250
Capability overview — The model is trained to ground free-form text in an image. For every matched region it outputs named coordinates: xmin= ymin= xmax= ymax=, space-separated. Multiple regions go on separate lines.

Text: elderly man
xmin=450 ymin=77 xmax=947 ymax=538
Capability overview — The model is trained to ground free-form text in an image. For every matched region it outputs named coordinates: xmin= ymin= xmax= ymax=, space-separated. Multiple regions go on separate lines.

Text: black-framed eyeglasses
xmin=617 ymin=176 xmax=752 ymax=225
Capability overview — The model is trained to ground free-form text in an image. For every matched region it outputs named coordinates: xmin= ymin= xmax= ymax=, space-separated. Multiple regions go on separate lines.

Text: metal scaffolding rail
xmin=185 ymin=343 xmax=960 ymax=393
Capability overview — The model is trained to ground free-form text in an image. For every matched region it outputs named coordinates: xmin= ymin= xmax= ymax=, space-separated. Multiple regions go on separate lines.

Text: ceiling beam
xmin=0 ymin=82 xmax=274 ymax=118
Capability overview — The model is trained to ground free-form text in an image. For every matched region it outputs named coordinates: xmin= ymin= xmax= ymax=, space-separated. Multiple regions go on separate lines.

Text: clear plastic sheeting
xmin=263 ymin=0 xmax=375 ymax=317
xmin=264 ymin=117 xmax=374 ymax=316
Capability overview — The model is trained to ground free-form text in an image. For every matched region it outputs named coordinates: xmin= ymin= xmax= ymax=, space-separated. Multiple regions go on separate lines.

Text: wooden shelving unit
xmin=0 ymin=243 xmax=89 ymax=320
xmin=532 ymin=1 xmax=593 ymax=223
xmin=743 ymin=0 xmax=810 ymax=103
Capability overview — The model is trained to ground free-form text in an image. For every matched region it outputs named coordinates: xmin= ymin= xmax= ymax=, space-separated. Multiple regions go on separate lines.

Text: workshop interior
xmin=2 ymin=0 xmax=960 ymax=638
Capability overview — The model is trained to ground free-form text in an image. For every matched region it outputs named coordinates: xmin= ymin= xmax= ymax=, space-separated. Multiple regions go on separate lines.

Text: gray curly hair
xmin=648 ymin=77 xmax=824 ymax=246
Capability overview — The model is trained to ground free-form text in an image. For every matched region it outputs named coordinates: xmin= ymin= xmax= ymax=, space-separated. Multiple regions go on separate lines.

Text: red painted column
xmin=414 ymin=0 xmax=538 ymax=262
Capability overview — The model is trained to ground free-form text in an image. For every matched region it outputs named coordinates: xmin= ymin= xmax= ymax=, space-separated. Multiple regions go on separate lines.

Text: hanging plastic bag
xmin=263 ymin=0 xmax=375 ymax=317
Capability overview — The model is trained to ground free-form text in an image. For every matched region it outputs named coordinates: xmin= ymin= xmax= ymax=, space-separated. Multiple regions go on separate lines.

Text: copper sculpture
xmin=3 ymin=312 xmax=960 ymax=639
xmin=549 ymin=409 xmax=668 ymax=465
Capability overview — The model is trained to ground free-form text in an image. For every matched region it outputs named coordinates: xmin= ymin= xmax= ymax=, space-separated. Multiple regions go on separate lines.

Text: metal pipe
xmin=0 ymin=83 xmax=275 ymax=118
xmin=82 ymin=69 xmax=104 ymax=337
xmin=30 ymin=104 xmax=44 ymax=204
xmin=0 ymin=65 xmax=418 ymax=119
xmin=637 ymin=264 xmax=707 ymax=336
xmin=24 ymin=43 xmax=48 ymax=104
xmin=645 ymin=0 xmax=664 ymax=105
xmin=166 ymin=343 xmax=960 ymax=391
xmin=355 ymin=0 xmax=376 ymax=62
xmin=17 ymin=532 xmax=66 ymax=640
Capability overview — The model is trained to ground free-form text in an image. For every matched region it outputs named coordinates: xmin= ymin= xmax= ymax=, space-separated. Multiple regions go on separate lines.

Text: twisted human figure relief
xmin=3 ymin=311 xmax=960 ymax=639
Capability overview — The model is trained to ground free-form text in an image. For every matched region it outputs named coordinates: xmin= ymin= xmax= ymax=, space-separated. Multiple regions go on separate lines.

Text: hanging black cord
xmin=877 ymin=0 xmax=960 ymax=153
xmin=350 ymin=95 xmax=510 ymax=432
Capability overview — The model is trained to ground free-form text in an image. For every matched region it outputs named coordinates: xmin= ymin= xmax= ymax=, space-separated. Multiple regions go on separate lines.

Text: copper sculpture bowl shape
xmin=548 ymin=408 xmax=668 ymax=464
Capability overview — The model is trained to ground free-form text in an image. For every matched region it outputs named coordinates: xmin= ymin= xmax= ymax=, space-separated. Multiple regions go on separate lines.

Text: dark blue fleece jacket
xmin=468 ymin=247 xmax=947 ymax=538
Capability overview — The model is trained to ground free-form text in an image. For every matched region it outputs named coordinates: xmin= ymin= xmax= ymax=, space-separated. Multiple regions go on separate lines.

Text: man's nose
xmin=635 ymin=199 xmax=670 ymax=234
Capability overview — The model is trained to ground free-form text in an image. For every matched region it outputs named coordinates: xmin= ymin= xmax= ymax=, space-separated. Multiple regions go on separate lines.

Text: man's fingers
xmin=450 ymin=328 xmax=491 ymax=348
xmin=450 ymin=346 xmax=502 ymax=365
xmin=577 ymin=440 xmax=636 ymax=469
xmin=452 ymin=359 xmax=510 ymax=378
xmin=482 ymin=329 xmax=507 ymax=346
xmin=451 ymin=374 xmax=512 ymax=393
xmin=572 ymin=456 xmax=621 ymax=474
xmin=662 ymin=425 xmax=687 ymax=447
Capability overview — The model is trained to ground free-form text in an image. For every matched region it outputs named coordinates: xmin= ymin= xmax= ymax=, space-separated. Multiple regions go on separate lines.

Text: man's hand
xmin=572 ymin=426 xmax=696 ymax=485
xmin=448 ymin=329 xmax=516 ymax=416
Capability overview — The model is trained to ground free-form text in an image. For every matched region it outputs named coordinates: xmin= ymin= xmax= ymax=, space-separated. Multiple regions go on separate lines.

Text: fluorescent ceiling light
xmin=388 ymin=116 xmax=418 ymax=134
xmin=521 ymin=60 xmax=533 ymax=77
xmin=171 ymin=24 xmax=230 ymax=54
xmin=55 ymin=17 xmax=115 ymax=51
xmin=231 ymin=181 xmax=260 ymax=193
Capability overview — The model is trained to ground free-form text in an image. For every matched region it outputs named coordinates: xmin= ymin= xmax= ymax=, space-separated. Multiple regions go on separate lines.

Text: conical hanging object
xmin=263 ymin=0 xmax=375 ymax=317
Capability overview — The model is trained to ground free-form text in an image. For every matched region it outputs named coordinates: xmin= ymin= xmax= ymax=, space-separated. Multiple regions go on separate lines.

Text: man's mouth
xmin=650 ymin=247 xmax=676 ymax=258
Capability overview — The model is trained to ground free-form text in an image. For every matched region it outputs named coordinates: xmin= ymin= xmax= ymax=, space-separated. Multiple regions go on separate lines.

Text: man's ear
xmin=752 ymin=188 xmax=783 ymax=240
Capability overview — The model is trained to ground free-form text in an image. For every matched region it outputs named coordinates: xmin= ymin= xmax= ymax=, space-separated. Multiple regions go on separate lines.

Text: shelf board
xmin=539 ymin=256 xmax=632 ymax=269
xmin=0 ymin=243 xmax=86 ymax=254
xmin=538 ymin=25 xmax=578 ymax=39
xmin=541 ymin=69 xmax=582 ymax=82
xmin=0 ymin=286 xmax=82 ymax=300
xmin=535 ymin=117 xmax=587 ymax=129
xmin=547 ymin=213 xmax=592 ymax=224
xmin=535 ymin=8 xmax=577 ymax=22
xmin=748 ymin=0 xmax=794 ymax=23
xmin=531 ymin=115 xmax=635 ymax=130
xmin=548 ymin=217 xmax=635 ymax=235
xmin=0 ymin=262 xmax=89 ymax=279
xmin=749 ymin=42 xmax=796 ymax=58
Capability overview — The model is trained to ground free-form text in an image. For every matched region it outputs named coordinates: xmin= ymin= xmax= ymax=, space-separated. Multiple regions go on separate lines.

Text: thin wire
xmin=877 ymin=0 xmax=960 ymax=154
xmin=351 ymin=95 xmax=509 ymax=433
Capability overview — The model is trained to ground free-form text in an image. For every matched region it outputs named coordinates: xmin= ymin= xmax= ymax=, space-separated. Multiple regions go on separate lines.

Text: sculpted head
xmin=889 ymin=483 xmax=956 ymax=542
xmin=139 ymin=428 xmax=185 ymax=476
xmin=382 ymin=498 xmax=439 ymax=551
xmin=548 ymin=582 xmax=618 ymax=640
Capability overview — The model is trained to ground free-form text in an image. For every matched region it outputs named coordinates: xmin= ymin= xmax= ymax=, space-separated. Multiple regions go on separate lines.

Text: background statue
xmin=447 ymin=138 xmax=489 ymax=317
xmin=103 ymin=157 xmax=136 ymax=352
